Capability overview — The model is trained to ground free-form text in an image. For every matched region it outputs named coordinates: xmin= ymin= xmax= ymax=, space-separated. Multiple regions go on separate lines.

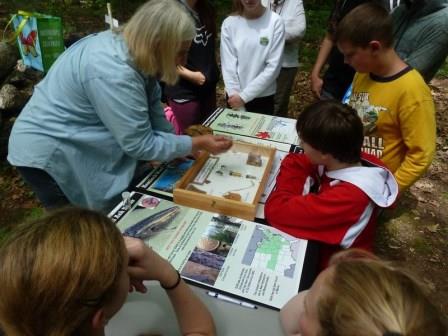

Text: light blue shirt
xmin=8 ymin=30 xmax=192 ymax=212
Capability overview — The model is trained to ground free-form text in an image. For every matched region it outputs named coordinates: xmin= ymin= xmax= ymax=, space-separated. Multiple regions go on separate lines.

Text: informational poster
xmin=110 ymin=192 xmax=308 ymax=309
xmin=136 ymin=159 xmax=195 ymax=197
xmin=204 ymin=108 xmax=300 ymax=146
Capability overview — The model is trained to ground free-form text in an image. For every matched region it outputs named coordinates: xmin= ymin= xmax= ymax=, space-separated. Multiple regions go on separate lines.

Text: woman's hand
xmin=191 ymin=134 xmax=233 ymax=155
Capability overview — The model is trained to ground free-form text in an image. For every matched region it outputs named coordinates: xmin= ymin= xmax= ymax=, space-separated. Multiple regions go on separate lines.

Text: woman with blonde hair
xmin=281 ymin=249 xmax=447 ymax=336
xmin=0 ymin=208 xmax=216 ymax=336
xmin=8 ymin=0 xmax=232 ymax=213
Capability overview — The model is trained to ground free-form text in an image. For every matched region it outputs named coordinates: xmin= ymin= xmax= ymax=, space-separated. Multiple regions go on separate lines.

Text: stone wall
xmin=0 ymin=41 xmax=43 ymax=158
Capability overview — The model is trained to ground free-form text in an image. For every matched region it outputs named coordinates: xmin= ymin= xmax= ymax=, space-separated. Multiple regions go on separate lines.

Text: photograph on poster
xmin=152 ymin=159 xmax=194 ymax=193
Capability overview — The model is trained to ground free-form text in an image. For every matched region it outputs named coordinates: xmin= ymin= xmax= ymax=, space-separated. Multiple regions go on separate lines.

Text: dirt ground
xmin=1 ymin=72 xmax=447 ymax=317
xmin=0 ymin=1 xmax=447 ymax=318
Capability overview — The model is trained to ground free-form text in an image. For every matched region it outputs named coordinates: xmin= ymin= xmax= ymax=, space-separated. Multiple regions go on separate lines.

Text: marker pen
xmin=207 ymin=291 xmax=258 ymax=309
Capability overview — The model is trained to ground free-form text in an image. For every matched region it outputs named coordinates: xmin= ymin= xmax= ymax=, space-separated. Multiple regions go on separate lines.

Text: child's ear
xmin=368 ymin=40 xmax=382 ymax=53
xmin=92 ymin=308 xmax=107 ymax=330
xmin=321 ymin=152 xmax=331 ymax=162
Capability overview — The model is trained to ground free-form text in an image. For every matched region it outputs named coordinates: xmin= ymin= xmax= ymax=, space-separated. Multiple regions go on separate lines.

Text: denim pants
xmin=16 ymin=166 xmax=70 ymax=209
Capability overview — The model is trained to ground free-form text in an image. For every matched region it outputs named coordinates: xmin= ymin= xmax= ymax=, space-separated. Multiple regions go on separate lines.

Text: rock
xmin=7 ymin=71 xmax=29 ymax=88
xmin=0 ymin=42 xmax=19 ymax=81
xmin=0 ymin=84 xmax=28 ymax=110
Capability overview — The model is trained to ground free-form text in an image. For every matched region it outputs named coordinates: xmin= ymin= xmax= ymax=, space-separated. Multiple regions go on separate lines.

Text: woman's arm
xmin=84 ymin=69 xmax=192 ymax=162
xmin=126 ymin=238 xmax=216 ymax=336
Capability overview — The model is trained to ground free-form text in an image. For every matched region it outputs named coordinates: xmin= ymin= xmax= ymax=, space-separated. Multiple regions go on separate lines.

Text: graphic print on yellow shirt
xmin=349 ymin=91 xmax=386 ymax=158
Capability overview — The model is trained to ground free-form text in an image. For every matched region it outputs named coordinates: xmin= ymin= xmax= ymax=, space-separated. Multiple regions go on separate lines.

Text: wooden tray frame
xmin=173 ymin=142 xmax=276 ymax=220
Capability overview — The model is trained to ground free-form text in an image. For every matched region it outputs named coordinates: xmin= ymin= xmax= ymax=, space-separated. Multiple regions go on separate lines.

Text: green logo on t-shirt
xmin=260 ymin=37 xmax=269 ymax=46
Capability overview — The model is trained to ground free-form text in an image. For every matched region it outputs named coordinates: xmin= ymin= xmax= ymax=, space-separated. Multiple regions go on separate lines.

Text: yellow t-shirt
xmin=350 ymin=68 xmax=436 ymax=191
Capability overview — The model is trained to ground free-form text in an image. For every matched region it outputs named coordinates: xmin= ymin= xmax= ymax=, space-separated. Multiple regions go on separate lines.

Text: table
xmin=107 ymin=282 xmax=283 ymax=335
xmin=107 ymin=241 xmax=318 ymax=336
xmin=108 ymin=109 xmax=318 ymax=335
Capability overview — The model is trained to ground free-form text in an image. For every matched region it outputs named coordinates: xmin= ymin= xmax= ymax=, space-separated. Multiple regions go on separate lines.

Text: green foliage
xmin=0 ymin=207 xmax=44 ymax=246
xmin=299 ymin=8 xmax=330 ymax=71
xmin=0 ymin=226 xmax=10 ymax=246
xmin=25 ymin=207 xmax=45 ymax=221
xmin=436 ymin=59 xmax=448 ymax=78
xmin=214 ymin=0 xmax=233 ymax=24
xmin=412 ymin=237 xmax=432 ymax=254
xmin=210 ymin=230 xmax=235 ymax=244
xmin=303 ymin=0 xmax=332 ymax=10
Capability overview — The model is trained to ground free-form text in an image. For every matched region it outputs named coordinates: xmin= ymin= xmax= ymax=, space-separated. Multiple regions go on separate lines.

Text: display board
xmin=204 ymin=108 xmax=300 ymax=146
xmin=110 ymin=192 xmax=308 ymax=310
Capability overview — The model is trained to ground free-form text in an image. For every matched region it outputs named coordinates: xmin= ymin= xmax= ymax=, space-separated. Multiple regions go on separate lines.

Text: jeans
xmin=16 ymin=166 xmax=70 ymax=209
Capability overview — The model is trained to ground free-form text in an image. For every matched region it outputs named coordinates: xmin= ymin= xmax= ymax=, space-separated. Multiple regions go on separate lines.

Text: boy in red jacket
xmin=265 ymin=100 xmax=398 ymax=268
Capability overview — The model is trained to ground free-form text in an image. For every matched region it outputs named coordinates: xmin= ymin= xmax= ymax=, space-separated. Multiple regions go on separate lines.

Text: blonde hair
xmin=317 ymin=250 xmax=447 ymax=336
xmin=123 ymin=0 xmax=195 ymax=84
xmin=0 ymin=208 xmax=126 ymax=336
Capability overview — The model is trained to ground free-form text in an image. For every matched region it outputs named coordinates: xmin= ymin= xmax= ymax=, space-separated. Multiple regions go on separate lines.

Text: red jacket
xmin=265 ymin=152 xmax=398 ymax=268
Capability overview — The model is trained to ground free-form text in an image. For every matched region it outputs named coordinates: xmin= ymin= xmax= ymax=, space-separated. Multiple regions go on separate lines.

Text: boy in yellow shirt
xmin=335 ymin=2 xmax=436 ymax=191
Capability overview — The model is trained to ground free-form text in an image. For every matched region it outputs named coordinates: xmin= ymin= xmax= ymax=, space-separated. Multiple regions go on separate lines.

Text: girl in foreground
xmin=0 ymin=208 xmax=215 ymax=336
xmin=281 ymin=249 xmax=446 ymax=336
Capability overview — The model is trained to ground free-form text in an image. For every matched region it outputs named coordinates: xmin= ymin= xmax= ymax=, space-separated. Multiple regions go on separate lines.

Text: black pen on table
xmin=207 ymin=291 xmax=258 ymax=309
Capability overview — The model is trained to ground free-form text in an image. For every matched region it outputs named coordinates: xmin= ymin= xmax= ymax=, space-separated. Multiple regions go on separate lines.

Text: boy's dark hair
xmin=334 ymin=2 xmax=393 ymax=48
xmin=296 ymin=100 xmax=363 ymax=164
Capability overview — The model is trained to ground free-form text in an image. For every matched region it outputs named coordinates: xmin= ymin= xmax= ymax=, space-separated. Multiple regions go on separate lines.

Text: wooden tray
xmin=173 ymin=141 xmax=276 ymax=220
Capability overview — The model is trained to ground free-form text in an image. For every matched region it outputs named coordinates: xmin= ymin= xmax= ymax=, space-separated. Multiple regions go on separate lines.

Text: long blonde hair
xmin=0 ymin=208 xmax=126 ymax=336
xmin=123 ymin=0 xmax=195 ymax=84
xmin=317 ymin=250 xmax=447 ymax=336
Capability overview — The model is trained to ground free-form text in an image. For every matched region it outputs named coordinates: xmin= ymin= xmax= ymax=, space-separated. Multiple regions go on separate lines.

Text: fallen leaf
xmin=427 ymin=224 xmax=440 ymax=233
xmin=423 ymin=278 xmax=436 ymax=292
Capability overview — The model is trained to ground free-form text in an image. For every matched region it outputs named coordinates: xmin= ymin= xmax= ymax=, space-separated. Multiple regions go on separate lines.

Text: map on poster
xmin=204 ymin=108 xmax=299 ymax=146
xmin=110 ymin=192 xmax=308 ymax=309
xmin=242 ymin=226 xmax=299 ymax=278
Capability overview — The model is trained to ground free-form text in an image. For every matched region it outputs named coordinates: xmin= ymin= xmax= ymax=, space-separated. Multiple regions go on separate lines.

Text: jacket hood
xmin=325 ymin=159 xmax=399 ymax=207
